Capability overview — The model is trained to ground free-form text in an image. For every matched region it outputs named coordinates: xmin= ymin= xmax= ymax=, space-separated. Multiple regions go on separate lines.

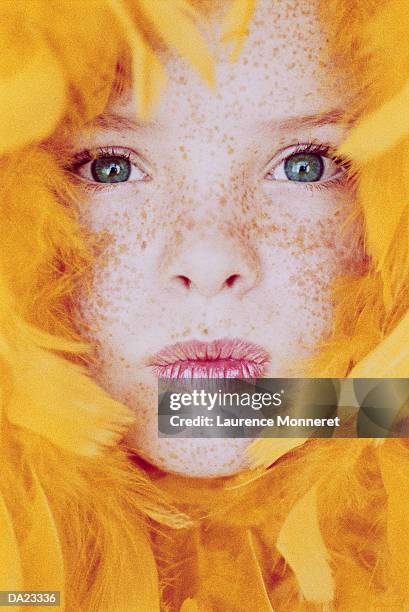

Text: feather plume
xmin=108 ymin=0 xmax=167 ymax=120
xmin=0 ymin=0 xmax=408 ymax=609
xmin=276 ymin=484 xmax=335 ymax=604
xmin=377 ymin=441 xmax=409 ymax=601
xmin=221 ymin=0 xmax=256 ymax=61
xmin=19 ymin=469 xmax=64 ymax=599
xmin=245 ymin=438 xmax=307 ymax=470
xmin=180 ymin=598 xmax=199 ymax=612
xmin=0 ymin=494 xmax=22 ymax=592
xmin=339 ymin=82 xmax=409 ymax=163
xmin=7 ymin=345 xmax=134 ymax=456
xmin=0 ymin=45 xmax=65 ymax=156
xmin=138 ymin=0 xmax=215 ymax=87
xmin=349 ymin=309 xmax=409 ymax=377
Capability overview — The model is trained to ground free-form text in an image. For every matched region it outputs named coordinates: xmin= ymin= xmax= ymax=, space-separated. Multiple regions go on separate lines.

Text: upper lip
xmin=147 ymin=337 xmax=270 ymax=377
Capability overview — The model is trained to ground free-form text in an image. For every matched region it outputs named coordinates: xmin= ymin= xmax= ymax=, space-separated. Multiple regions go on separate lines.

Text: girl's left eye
xmin=265 ymin=147 xmax=345 ymax=184
xmin=72 ymin=148 xmax=150 ymax=184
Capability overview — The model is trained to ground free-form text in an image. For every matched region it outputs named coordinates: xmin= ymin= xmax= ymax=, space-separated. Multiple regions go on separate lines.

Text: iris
xmin=284 ymin=153 xmax=324 ymax=182
xmin=91 ymin=156 xmax=131 ymax=183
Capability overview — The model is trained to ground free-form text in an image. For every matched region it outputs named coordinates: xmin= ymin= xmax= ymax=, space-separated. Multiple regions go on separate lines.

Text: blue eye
xmin=265 ymin=145 xmax=345 ymax=184
xmin=71 ymin=147 xmax=151 ymax=184
xmin=284 ymin=153 xmax=324 ymax=182
xmin=91 ymin=156 xmax=131 ymax=183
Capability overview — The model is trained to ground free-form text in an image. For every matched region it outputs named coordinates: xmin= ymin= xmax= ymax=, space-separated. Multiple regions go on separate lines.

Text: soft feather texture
xmin=221 ymin=0 xmax=256 ymax=61
xmin=0 ymin=1 xmax=212 ymax=610
xmin=276 ymin=485 xmax=335 ymax=603
xmin=1 ymin=0 xmax=409 ymax=610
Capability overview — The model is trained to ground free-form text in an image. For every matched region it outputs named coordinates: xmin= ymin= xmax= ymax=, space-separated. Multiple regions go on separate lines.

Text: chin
xmin=134 ymin=438 xmax=252 ymax=478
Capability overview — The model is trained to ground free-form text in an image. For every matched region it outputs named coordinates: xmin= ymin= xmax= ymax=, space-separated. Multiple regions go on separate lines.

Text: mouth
xmin=148 ymin=337 xmax=270 ymax=379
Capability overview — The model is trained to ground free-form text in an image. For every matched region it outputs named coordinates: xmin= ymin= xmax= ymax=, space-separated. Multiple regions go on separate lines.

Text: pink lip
xmin=148 ymin=337 xmax=270 ymax=379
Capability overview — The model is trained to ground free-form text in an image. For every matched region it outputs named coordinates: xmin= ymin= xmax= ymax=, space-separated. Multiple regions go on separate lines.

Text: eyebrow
xmin=92 ymin=109 xmax=349 ymax=133
xmin=91 ymin=113 xmax=155 ymax=132
xmin=274 ymin=109 xmax=350 ymax=132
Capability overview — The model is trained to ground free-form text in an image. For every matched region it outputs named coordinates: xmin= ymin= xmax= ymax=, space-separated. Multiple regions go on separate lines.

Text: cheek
xmin=77 ymin=246 xmax=152 ymax=345
xmin=73 ymin=191 xmax=159 ymax=353
xmin=256 ymin=185 xmax=362 ymax=337
xmin=259 ymin=182 xmax=362 ymax=274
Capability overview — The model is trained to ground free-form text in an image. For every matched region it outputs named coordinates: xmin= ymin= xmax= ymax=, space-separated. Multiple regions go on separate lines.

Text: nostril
xmin=175 ymin=274 xmax=191 ymax=288
xmin=225 ymin=274 xmax=240 ymax=288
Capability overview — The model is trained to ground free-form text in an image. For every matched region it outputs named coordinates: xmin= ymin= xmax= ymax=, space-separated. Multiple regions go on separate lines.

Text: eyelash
xmin=69 ymin=146 xmax=148 ymax=192
xmin=268 ymin=141 xmax=352 ymax=191
xmin=68 ymin=141 xmax=352 ymax=193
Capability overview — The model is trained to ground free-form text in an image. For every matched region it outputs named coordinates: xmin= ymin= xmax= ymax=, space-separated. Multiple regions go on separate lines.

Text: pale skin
xmin=67 ymin=0 xmax=366 ymax=477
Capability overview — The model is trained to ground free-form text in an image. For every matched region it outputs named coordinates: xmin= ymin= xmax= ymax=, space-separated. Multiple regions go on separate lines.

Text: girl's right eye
xmin=72 ymin=147 xmax=151 ymax=184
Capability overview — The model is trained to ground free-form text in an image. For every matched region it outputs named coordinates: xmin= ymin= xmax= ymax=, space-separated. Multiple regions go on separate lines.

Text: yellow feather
xmin=19 ymin=470 xmax=64 ymax=603
xmin=108 ymin=0 xmax=167 ymax=120
xmin=276 ymin=484 xmax=334 ymax=604
xmin=245 ymin=438 xmax=307 ymax=469
xmin=348 ymin=309 xmax=409 ymax=376
xmin=0 ymin=45 xmax=65 ymax=155
xmin=338 ymin=0 xmax=409 ymax=162
xmin=7 ymin=345 xmax=134 ymax=456
xmin=0 ymin=494 xmax=22 ymax=594
xmin=180 ymin=598 xmax=199 ymax=612
xmin=138 ymin=0 xmax=215 ymax=87
xmin=377 ymin=441 xmax=409 ymax=601
xmin=339 ymin=82 xmax=409 ymax=162
xmin=131 ymin=34 xmax=167 ymax=122
xmin=221 ymin=0 xmax=256 ymax=61
xmin=353 ymin=150 xmax=409 ymax=285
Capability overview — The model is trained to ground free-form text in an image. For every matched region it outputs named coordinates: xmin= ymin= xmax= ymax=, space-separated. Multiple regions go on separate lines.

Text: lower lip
xmin=153 ymin=359 xmax=266 ymax=379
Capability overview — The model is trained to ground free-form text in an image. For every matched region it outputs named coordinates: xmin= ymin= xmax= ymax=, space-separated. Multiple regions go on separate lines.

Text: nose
xmin=162 ymin=232 xmax=261 ymax=298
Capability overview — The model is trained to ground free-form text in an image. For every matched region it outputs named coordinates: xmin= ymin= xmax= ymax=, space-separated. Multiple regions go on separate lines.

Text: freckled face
xmin=69 ymin=0 xmax=363 ymax=477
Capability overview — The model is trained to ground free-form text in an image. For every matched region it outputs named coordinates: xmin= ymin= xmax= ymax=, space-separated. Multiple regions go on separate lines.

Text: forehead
xmin=111 ymin=0 xmax=349 ymax=130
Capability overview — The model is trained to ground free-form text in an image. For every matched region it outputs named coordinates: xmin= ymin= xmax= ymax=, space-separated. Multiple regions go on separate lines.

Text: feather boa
xmin=1 ymin=0 xmax=409 ymax=609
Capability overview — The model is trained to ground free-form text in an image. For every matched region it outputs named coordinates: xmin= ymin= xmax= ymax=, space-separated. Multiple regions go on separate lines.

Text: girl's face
xmin=68 ymin=0 xmax=364 ymax=477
